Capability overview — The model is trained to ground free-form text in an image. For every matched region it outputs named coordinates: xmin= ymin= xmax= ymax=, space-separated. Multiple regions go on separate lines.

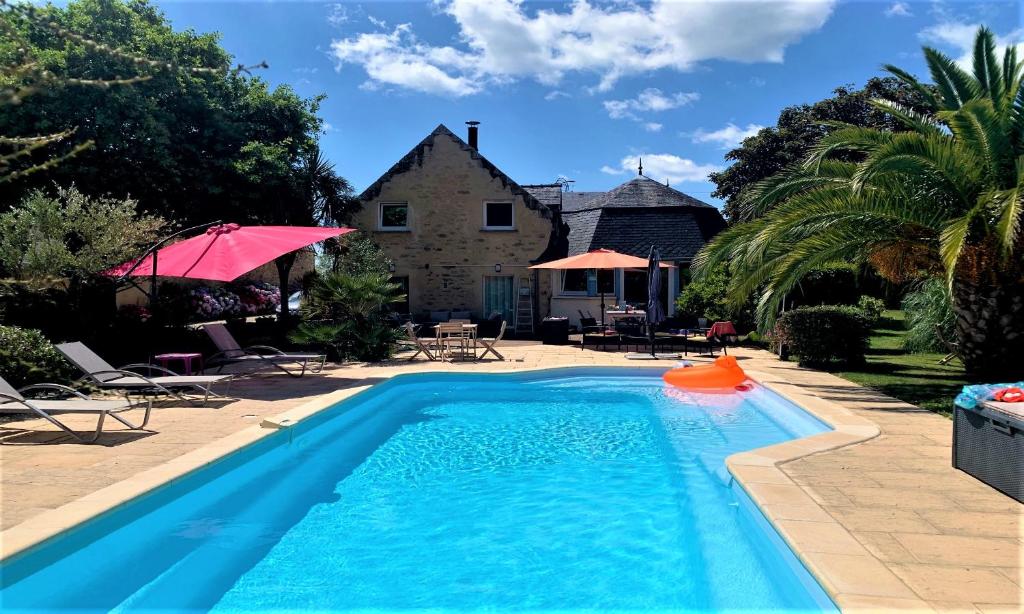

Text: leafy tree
xmin=709 ymin=77 xmax=934 ymax=222
xmin=0 ymin=0 xmax=259 ymax=186
xmin=694 ymin=27 xmax=1024 ymax=379
xmin=0 ymin=185 xmax=165 ymax=281
xmin=0 ymin=0 xmax=333 ymax=231
xmin=675 ymin=265 xmax=731 ymax=322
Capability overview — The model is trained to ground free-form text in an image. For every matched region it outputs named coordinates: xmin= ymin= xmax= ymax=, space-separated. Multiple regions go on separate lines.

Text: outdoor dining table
xmin=430 ymin=323 xmax=479 ymax=361
xmin=606 ymin=310 xmax=646 ymax=321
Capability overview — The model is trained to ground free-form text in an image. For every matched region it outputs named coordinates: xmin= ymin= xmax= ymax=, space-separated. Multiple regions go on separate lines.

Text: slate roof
xmin=557 ymin=175 xmax=725 ymax=261
xmin=358 ymin=124 xmax=554 ymax=220
xmin=580 ymin=206 xmax=726 ymax=261
xmin=585 ymin=176 xmax=715 ymax=209
xmin=519 ymin=184 xmax=562 ymax=209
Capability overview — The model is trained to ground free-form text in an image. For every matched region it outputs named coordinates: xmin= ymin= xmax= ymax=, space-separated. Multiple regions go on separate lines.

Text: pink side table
xmin=154 ymin=352 xmax=204 ymax=376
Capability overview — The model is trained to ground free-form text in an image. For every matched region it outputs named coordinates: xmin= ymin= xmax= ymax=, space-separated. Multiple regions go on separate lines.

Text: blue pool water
xmin=1 ymin=368 xmax=837 ymax=612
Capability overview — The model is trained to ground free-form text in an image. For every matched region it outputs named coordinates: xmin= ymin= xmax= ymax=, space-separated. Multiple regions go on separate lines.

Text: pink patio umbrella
xmin=108 ymin=222 xmax=355 ymax=320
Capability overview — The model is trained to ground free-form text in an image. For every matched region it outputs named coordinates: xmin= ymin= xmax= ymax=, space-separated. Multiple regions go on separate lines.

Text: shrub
xmin=775 ymin=306 xmax=870 ymax=366
xmin=790 ymin=264 xmax=861 ymax=308
xmin=902 ymin=279 xmax=955 ymax=353
xmin=0 ymin=326 xmax=75 ymax=388
xmin=856 ymin=296 xmax=886 ymax=327
xmin=676 ymin=266 xmax=730 ymax=322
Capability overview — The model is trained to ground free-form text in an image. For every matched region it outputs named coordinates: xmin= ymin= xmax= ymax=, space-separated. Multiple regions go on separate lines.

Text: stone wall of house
xmin=351 ymin=133 xmax=554 ymax=325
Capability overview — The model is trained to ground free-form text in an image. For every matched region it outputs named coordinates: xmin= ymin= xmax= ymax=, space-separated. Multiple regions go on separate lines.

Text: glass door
xmin=483 ymin=276 xmax=515 ymax=323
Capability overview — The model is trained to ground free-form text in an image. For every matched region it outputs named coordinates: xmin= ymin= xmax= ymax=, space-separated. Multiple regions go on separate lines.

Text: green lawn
xmin=834 ymin=310 xmax=966 ymax=417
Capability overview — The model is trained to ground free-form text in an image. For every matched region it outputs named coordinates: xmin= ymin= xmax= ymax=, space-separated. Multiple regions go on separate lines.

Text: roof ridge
xmin=358 ymin=124 xmax=552 ymax=219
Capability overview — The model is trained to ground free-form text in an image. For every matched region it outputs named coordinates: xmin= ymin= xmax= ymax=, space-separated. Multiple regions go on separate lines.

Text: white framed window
xmin=482 ymin=201 xmax=514 ymax=230
xmin=379 ymin=202 xmax=409 ymax=230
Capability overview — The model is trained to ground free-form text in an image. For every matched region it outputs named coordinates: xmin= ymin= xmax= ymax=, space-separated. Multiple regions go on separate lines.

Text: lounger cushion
xmin=100 ymin=375 xmax=229 ymax=387
xmin=429 ymin=310 xmax=450 ymax=322
xmin=450 ymin=310 xmax=471 ymax=320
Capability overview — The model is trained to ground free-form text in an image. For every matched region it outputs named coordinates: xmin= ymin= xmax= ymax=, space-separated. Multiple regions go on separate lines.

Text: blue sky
xmin=159 ymin=1 xmax=1023 ymax=207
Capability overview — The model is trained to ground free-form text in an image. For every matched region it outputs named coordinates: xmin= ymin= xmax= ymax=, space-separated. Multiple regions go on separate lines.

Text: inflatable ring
xmin=662 ymin=355 xmax=747 ymax=390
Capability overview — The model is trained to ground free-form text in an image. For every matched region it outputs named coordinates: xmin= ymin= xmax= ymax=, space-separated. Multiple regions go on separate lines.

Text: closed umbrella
xmin=647 ymin=246 xmax=666 ymax=356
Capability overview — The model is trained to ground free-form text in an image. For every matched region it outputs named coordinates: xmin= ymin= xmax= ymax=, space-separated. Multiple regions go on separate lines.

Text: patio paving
xmin=1 ymin=342 xmax=1020 ymax=612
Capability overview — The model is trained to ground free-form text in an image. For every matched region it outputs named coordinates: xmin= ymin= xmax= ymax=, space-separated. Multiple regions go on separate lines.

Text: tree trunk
xmin=952 ymin=274 xmax=1024 ymax=380
xmin=275 ymin=253 xmax=296 ymax=331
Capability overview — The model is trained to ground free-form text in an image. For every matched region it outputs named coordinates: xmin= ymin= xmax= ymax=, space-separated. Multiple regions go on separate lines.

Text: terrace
xmin=1 ymin=343 xmax=1019 ymax=612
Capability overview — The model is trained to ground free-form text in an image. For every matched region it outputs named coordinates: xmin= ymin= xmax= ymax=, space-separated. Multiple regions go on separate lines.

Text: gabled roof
xmin=358 ymin=124 xmax=553 ymax=219
xmin=583 ymin=175 xmax=715 ymax=209
xmin=520 ymin=184 xmax=562 ymax=209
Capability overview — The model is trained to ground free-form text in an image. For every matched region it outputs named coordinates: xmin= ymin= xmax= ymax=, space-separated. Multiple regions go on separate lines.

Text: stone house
xmin=351 ymin=123 xmax=726 ymax=331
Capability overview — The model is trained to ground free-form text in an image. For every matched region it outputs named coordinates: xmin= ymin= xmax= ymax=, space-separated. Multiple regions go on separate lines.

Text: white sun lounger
xmin=56 ymin=342 xmax=232 ymax=406
xmin=0 ymin=375 xmax=152 ymax=443
xmin=202 ymin=323 xmax=326 ymax=377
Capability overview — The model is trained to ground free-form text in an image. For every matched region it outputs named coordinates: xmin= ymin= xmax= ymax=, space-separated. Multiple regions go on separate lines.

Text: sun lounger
xmin=0 ymin=375 xmax=152 ymax=443
xmin=202 ymin=323 xmax=326 ymax=377
xmin=56 ymin=342 xmax=231 ymax=406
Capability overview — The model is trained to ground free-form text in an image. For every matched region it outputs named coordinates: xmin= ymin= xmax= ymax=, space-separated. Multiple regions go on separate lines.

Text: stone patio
xmin=1 ymin=342 xmax=1021 ymax=612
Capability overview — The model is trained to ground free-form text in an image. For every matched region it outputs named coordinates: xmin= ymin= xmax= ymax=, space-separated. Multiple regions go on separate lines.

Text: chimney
xmin=466 ymin=120 xmax=480 ymax=149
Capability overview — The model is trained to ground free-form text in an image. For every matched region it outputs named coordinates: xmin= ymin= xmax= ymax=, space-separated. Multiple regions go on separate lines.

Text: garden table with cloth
xmin=154 ymin=352 xmax=204 ymax=376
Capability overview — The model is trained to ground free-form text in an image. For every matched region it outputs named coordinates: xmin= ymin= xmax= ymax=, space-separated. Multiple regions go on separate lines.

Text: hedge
xmin=0 ymin=326 xmax=76 ymax=388
xmin=775 ymin=305 xmax=870 ymax=366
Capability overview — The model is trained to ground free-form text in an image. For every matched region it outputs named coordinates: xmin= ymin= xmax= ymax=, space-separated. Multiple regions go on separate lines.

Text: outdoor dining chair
xmin=478 ymin=320 xmax=507 ymax=360
xmin=56 ymin=342 xmax=233 ymax=406
xmin=0 ymin=375 xmax=152 ymax=443
xmin=398 ymin=322 xmax=436 ymax=361
xmin=436 ymin=322 xmax=473 ymax=362
xmin=202 ymin=323 xmax=326 ymax=377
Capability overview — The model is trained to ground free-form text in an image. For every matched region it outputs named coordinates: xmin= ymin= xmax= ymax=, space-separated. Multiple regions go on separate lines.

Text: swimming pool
xmin=1 ymin=368 xmax=837 ymax=612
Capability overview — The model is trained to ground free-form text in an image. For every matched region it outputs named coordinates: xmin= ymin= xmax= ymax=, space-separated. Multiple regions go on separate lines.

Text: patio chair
xmin=56 ymin=342 xmax=232 ymax=406
xmin=0 ymin=375 xmax=152 ymax=443
xmin=397 ymin=322 xmax=436 ymax=361
xmin=479 ymin=320 xmax=507 ymax=361
xmin=202 ymin=323 xmax=326 ymax=377
xmin=436 ymin=322 xmax=472 ymax=362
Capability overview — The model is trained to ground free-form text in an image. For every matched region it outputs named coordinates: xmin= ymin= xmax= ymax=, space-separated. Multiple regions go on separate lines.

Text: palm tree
xmin=694 ymin=27 xmax=1024 ymax=379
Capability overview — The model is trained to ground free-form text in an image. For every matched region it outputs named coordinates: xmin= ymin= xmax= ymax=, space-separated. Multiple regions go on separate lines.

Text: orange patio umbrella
xmin=531 ymin=248 xmax=672 ymax=326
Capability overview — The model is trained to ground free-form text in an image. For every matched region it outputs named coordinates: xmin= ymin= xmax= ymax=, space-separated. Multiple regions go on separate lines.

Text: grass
xmin=834 ymin=310 xmax=966 ymax=417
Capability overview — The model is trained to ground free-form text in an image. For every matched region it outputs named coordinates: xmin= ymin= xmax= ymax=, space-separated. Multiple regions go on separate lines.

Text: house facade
xmin=350 ymin=124 xmax=564 ymax=330
xmin=352 ymin=123 xmax=726 ymax=330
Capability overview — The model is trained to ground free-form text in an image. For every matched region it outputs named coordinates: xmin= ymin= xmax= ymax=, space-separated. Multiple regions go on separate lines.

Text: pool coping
xmin=0 ymin=364 xmax=921 ymax=610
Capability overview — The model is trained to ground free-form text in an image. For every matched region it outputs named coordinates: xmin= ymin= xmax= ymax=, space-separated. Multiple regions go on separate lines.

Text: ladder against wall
xmin=515 ymin=276 xmax=534 ymax=335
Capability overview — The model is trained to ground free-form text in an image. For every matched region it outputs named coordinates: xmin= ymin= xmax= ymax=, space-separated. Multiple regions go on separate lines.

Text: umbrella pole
xmin=600 ymin=291 xmax=605 ymax=327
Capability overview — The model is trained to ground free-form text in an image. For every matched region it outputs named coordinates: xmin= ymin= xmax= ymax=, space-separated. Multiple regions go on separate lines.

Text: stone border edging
xmin=731 ymin=370 xmax=933 ymax=612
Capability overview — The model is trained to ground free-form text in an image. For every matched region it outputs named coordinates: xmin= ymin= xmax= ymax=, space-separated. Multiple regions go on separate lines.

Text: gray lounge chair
xmin=56 ymin=342 xmax=231 ymax=406
xmin=0 ymin=375 xmax=152 ymax=443
xmin=202 ymin=323 xmax=326 ymax=377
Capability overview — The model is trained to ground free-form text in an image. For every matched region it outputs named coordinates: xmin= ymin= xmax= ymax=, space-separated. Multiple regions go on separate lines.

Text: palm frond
xmin=923 ymin=47 xmax=980 ymax=109
xmin=940 ymin=100 xmax=1014 ymax=187
xmin=938 ymin=211 xmax=974 ymax=288
xmin=990 ymin=155 xmax=1024 ymax=256
xmin=882 ymin=64 xmax=940 ymax=111
xmin=972 ymin=26 xmax=1004 ymax=103
xmin=869 ymin=98 xmax=945 ymax=136
xmin=805 ymin=127 xmax=893 ymax=171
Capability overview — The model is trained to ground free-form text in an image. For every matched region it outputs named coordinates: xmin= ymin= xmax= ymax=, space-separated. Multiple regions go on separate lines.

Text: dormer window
xmin=379 ymin=202 xmax=409 ymax=230
xmin=483 ymin=201 xmax=514 ymax=230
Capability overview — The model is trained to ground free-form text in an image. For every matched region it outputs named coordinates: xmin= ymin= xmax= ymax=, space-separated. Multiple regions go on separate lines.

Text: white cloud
xmin=603 ymin=88 xmax=699 ymax=120
xmin=643 ymin=122 xmax=663 ymax=133
xmin=884 ymin=2 xmax=912 ymax=18
xmin=603 ymin=154 xmax=723 ymax=184
xmin=368 ymin=15 xmax=388 ymax=29
xmin=691 ymin=122 xmax=764 ymax=149
xmin=330 ymin=0 xmax=836 ymax=97
xmin=544 ymin=90 xmax=570 ymax=101
xmin=327 ymin=3 xmax=349 ymax=27
xmin=292 ymin=67 xmax=319 ymax=74
xmin=919 ymin=22 xmax=1024 ymax=69
xmin=750 ymin=76 xmax=767 ymax=87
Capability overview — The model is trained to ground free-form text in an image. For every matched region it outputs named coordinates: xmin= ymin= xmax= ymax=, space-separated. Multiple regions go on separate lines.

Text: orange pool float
xmin=662 ymin=356 xmax=748 ymax=390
